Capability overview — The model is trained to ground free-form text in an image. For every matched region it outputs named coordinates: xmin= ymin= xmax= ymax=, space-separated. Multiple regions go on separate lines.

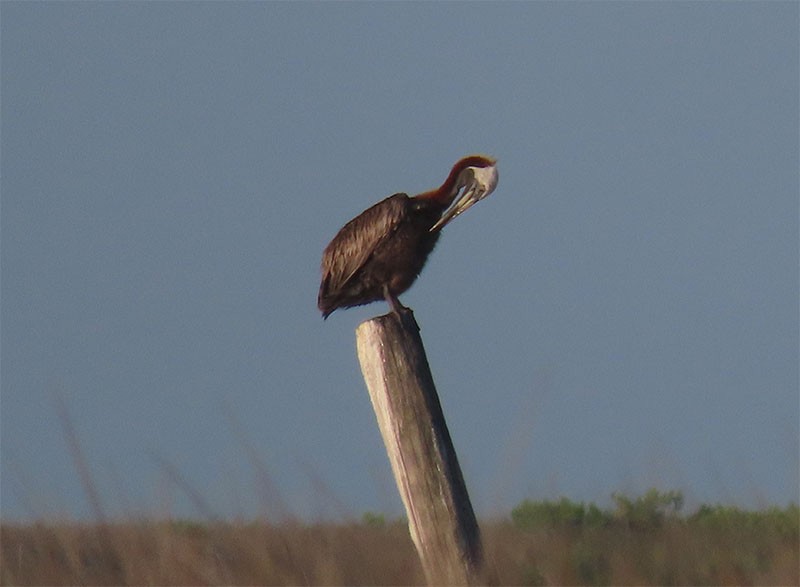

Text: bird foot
xmin=382 ymin=287 xmax=419 ymax=331
xmin=392 ymin=306 xmax=419 ymax=331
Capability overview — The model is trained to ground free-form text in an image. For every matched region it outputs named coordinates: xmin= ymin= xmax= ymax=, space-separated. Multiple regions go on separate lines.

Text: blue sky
xmin=2 ymin=2 xmax=797 ymax=521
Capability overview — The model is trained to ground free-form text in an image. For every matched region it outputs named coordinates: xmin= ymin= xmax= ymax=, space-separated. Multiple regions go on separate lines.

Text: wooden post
xmin=356 ymin=311 xmax=486 ymax=586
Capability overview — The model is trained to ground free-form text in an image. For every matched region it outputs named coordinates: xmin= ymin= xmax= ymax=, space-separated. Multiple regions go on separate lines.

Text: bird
xmin=318 ymin=154 xmax=499 ymax=319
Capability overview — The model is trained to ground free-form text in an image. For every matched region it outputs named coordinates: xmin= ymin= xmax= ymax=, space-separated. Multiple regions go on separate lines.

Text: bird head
xmin=430 ymin=156 xmax=499 ymax=232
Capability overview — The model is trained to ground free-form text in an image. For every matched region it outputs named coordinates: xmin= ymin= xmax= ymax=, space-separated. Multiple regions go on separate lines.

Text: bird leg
xmin=382 ymin=285 xmax=420 ymax=330
xmin=383 ymin=284 xmax=409 ymax=319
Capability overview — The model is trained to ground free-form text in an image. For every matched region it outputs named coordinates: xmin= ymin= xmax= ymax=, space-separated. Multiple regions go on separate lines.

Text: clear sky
xmin=2 ymin=2 xmax=797 ymax=521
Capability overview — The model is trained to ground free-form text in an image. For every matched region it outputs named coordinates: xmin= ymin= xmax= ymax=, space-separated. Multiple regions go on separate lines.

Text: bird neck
xmin=414 ymin=185 xmax=459 ymax=208
xmin=414 ymin=160 xmax=468 ymax=206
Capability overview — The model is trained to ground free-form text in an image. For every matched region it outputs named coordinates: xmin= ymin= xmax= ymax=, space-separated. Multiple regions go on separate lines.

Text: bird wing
xmin=319 ymin=193 xmax=408 ymax=297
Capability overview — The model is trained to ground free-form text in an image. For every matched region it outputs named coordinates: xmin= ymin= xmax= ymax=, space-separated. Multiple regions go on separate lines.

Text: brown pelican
xmin=318 ymin=155 xmax=499 ymax=318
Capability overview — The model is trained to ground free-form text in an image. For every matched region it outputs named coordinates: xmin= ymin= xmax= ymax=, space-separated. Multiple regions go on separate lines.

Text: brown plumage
xmin=318 ymin=155 xmax=499 ymax=318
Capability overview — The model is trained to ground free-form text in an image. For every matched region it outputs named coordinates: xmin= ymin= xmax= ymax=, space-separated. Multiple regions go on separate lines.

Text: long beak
xmin=430 ymin=181 xmax=489 ymax=232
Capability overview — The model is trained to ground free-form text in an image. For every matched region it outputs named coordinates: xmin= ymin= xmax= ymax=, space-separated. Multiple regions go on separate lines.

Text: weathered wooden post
xmin=356 ymin=310 xmax=487 ymax=586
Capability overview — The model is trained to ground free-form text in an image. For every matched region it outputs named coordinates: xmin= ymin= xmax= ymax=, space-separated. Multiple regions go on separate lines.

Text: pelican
xmin=318 ymin=155 xmax=499 ymax=318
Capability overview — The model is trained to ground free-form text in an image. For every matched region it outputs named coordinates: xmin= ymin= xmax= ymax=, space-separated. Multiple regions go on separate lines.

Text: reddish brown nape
xmin=415 ymin=155 xmax=497 ymax=204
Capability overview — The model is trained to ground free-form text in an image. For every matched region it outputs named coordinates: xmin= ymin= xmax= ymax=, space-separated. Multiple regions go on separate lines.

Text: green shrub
xmin=511 ymin=497 xmax=611 ymax=530
xmin=690 ymin=502 xmax=799 ymax=540
xmin=361 ymin=511 xmax=386 ymax=528
xmin=612 ymin=488 xmax=683 ymax=529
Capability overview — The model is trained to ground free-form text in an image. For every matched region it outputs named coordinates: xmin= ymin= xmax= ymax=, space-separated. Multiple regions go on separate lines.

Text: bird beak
xmin=429 ymin=183 xmax=485 ymax=232
xmin=430 ymin=164 xmax=498 ymax=232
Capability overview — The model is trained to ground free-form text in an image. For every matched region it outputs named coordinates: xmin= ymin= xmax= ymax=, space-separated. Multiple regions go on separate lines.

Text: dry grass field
xmin=2 ymin=496 xmax=797 ymax=586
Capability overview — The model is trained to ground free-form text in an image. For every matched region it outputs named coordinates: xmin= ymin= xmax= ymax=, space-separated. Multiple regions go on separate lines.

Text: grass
xmin=2 ymin=496 xmax=797 ymax=586
xmin=0 ymin=519 xmax=422 ymax=586
xmin=5 ymin=405 xmax=796 ymax=584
